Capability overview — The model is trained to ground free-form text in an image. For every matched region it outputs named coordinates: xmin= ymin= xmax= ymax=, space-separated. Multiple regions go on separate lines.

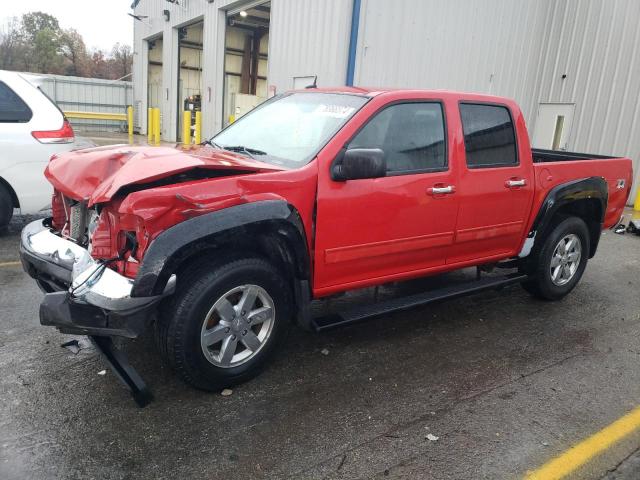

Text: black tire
xmin=0 ymin=185 xmax=13 ymax=228
xmin=156 ymin=256 xmax=292 ymax=391
xmin=521 ymin=216 xmax=590 ymax=301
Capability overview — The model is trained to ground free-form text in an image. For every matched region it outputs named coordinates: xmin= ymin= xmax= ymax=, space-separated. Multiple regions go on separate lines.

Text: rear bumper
xmin=20 ymin=219 xmax=175 ymax=338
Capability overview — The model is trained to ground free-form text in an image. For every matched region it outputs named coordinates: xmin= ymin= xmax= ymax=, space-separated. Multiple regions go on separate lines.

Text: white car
xmin=0 ymin=70 xmax=76 ymax=228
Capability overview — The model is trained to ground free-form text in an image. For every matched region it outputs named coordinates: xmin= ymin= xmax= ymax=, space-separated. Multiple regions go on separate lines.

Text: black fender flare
xmin=131 ymin=200 xmax=311 ymax=297
xmin=521 ymin=176 xmax=607 ymax=259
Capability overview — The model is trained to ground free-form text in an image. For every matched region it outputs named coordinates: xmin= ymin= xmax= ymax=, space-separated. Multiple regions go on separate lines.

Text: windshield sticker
xmin=314 ymin=104 xmax=356 ymax=118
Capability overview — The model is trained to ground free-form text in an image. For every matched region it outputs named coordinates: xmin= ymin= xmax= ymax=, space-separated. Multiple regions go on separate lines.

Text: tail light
xmin=32 ymin=119 xmax=75 ymax=144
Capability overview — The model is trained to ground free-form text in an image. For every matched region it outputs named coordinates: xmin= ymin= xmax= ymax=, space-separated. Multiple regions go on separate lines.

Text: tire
xmin=0 ymin=185 xmax=13 ymax=228
xmin=521 ymin=216 xmax=590 ymax=301
xmin=156 ymin=256 xmax=292 ymax=391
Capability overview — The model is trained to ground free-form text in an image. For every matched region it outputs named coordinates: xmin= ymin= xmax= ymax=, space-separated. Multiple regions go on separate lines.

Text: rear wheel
xmin=0 ymin=185 xmax=13 ymax=229
xmin=156 ymin=256 xmax=292 ymax=391
xmin=521 ymin=216 xmax=590 ymax=300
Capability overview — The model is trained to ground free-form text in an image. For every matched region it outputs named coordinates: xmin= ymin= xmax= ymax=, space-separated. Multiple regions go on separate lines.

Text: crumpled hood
xmin=45 ymin=144 xmax=284 ymax=205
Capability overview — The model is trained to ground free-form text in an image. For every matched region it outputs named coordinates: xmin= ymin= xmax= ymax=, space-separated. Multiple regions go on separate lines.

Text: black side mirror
xmin=332 ymin=148 xmax=386 ymax=181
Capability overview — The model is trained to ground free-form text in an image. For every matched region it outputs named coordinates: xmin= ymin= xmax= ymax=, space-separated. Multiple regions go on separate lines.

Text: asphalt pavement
xmin=1 ymin=214 xmax=640 ymax=480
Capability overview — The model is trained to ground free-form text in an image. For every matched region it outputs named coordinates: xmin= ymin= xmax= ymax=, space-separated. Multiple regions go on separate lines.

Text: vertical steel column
xmin=346 ymin=0 xmax=362 ymax=86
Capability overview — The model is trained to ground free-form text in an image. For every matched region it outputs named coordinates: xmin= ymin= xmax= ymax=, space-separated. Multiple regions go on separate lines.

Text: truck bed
xmin=531 ymin=149 xmax=633 ymax=229
xmin=532 ymin=148 xmax=617 ymax=163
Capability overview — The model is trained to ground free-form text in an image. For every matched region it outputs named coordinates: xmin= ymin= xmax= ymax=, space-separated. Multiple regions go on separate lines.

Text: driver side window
xmin=348 ymin=102 xmax=447 ymax=175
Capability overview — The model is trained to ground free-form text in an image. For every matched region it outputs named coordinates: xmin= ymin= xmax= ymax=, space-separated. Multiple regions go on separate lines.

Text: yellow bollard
xmin=183 ymin=111 xmax=191 ymax=147
xmin=127 ymin=106 xmax=134 ymax=144
xmin=634 ymin=185 xmax=640 ymax=212
xmin=194 ymin=111 xmax=202 ymax=145
xmin=153 ymin=108 xmax=161 ymax=146
xmin=147 ymin=107 xmax=153 ymax=144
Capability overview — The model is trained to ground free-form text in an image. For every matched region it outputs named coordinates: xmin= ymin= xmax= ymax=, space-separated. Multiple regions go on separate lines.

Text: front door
xmin=532 ymin=103 xmax=575 ymax=151
xmin=313 ymin=99 xmax=459 ymax=295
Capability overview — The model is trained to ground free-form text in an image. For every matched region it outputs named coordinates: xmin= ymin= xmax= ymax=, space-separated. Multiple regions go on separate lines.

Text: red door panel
xmin=313 ymin=95 xmax=460 ymax=296
xmin=448 ymin=102 xmax=534 ymax=264
xmin=314 ymin=171 xmax=458 ymax=292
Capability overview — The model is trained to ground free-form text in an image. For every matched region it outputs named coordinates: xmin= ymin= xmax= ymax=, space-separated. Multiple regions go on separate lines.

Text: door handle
xmin=505 ymin=178 xmax=527 ymax=188
xmin=427 ymin=185 xmax=455 ymax=195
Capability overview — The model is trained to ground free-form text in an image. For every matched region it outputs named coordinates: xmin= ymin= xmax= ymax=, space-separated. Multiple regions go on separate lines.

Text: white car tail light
xmin=32 ymin=119 xmax=75 ymax=144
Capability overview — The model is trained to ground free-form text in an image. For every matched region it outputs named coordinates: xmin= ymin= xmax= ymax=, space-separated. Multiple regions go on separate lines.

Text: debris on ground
xmin=614 ymin=223 xmax=626 ymax=234
xmin=61 ymin=338 xmax=92 ymax=355
xmin=61 ymin=339 xmax=80 ymax=354
xmin=221 ymin=388 xmax=233 ymax=396
xmin=425 ymin=433 xmax=439 ymax=441
xmin=97 ymin=370 xmax=107 ymax=376
xmin=320 ymin=348 xmax=329 ymax=356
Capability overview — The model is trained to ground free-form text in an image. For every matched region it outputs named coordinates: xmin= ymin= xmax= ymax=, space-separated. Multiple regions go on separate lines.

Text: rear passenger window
xmin=459 ymin=103 xmax=517 ymax=167
xmin=348 ymin=102 xmax=446 ymax=174
xmin=0 ymin=81 xmax=32 ymax=123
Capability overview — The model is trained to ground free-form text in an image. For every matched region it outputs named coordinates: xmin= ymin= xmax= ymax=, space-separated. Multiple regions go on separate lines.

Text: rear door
xmin=313 ymin=96 xmax=459 ymax=295
xmin=448 ymin=102 xmax=534 ymax=264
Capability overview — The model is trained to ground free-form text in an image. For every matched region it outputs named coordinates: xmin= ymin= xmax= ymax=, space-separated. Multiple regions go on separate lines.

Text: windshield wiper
xmin=221 ymin=145 xmax=267 ymax=158
xmin=201 ymin=139 xmax=223 ymax=149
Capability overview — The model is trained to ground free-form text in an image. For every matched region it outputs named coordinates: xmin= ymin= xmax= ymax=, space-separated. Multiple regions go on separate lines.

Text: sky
xmin=2 ymin=0 xmax=134 ymax=51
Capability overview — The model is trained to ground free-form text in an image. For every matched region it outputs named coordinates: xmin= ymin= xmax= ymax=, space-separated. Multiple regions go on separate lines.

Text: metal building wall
xmin=268 ymin=0 xmax=353 ymax=92
xmin=354 ymin=0 xmax=639 ymax=202
xmin=133 ymin=0 xmax=354 ymax=140
xmin=354 ymin=0 xmax=553 ymax=123
xmin=133 ymin=0 xmax=218 ymax=141
xmin=533 ymin=0 xmax=640 ymax=202
xmin=37 ymin=73 xmax=133 ymax=133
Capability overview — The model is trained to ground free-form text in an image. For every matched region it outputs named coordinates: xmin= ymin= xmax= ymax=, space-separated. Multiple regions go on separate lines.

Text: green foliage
xmin=0 ymin=11 xmax=131 ymax=79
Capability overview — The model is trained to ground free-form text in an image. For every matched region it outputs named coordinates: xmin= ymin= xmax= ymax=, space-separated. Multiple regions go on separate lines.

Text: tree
xmin=90 ymin=50 xmax=109 ymax=79
xmin=15 ymin=12 xmax=64 ymax=73
xmin=0 ymin=17 xmax=25 ymax=70
xmin=20 ymin=11 xmax=60 ymax=43
xmin=32 ymin=28 xmax=64 ymax=73
xmin=109 ymin=43 xmax=133 ymax=79
xmin=0 ymin=11 xmax=132 ymax=79
xmin=61 ymin=28 xmax=89 ymax=76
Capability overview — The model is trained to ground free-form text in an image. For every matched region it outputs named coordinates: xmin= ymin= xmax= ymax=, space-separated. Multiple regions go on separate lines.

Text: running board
xmin=312 ymin=273 xmax=528 ymax=332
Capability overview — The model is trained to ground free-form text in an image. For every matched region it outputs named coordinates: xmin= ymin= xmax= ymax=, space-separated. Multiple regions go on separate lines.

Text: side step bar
xmin=312 ymin=272 xmax=528 ymax=332
xmin=90 ymin=336 xmax=154 ymax=407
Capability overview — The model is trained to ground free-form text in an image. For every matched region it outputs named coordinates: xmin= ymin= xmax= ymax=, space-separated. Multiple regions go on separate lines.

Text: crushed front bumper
xmin=20 ymin=220 xmax=175 ymax=338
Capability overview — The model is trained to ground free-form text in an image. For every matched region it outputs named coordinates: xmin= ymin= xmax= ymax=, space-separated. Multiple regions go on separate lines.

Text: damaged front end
xmin=20 ymin=219 xmax=175 ymax=338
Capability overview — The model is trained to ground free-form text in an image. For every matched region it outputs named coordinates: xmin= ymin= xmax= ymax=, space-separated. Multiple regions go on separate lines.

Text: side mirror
xmin=332 ymin=148 xmax=386 ymax=181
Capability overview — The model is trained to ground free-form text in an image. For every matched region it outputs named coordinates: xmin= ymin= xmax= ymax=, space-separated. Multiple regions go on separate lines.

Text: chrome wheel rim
xmin=550 ymin=234 xmax=582 ymax=286
xmin=200 ymin=285 xmax=275 ymax=368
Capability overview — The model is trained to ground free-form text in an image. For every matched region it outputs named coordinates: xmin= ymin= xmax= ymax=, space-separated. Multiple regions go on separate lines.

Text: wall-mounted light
xmin=163 ymin=9 xmax=170 ymax=21
xmin=239 ymin=10 xmax=248 ymax=17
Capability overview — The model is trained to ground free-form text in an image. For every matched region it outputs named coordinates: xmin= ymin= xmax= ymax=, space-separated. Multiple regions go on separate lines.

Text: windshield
xmin=211 ymin=92 xmax=369 ymax=168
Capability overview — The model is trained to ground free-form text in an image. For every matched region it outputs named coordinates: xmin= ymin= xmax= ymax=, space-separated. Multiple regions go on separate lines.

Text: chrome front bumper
xmin=20 ymin=220 xmax=175 ymax=337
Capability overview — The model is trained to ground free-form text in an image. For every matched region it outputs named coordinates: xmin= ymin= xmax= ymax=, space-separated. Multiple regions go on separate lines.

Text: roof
xmin=292 ymin=86 xmax=516 ymax=104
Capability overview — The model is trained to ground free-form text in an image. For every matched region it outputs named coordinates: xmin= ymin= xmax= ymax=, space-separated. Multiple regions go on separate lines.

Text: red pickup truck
xmin=20 ymin=88 xmax=633 ymax=404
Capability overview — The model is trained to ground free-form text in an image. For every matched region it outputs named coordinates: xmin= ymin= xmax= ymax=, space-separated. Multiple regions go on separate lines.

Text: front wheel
xmin=521 ymin=216 xmax=590 ymax=301
xmin=156 ymin=257 xmax=292 ymax=391
xmin=0 ymin=185 xmax=13 ymax=229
